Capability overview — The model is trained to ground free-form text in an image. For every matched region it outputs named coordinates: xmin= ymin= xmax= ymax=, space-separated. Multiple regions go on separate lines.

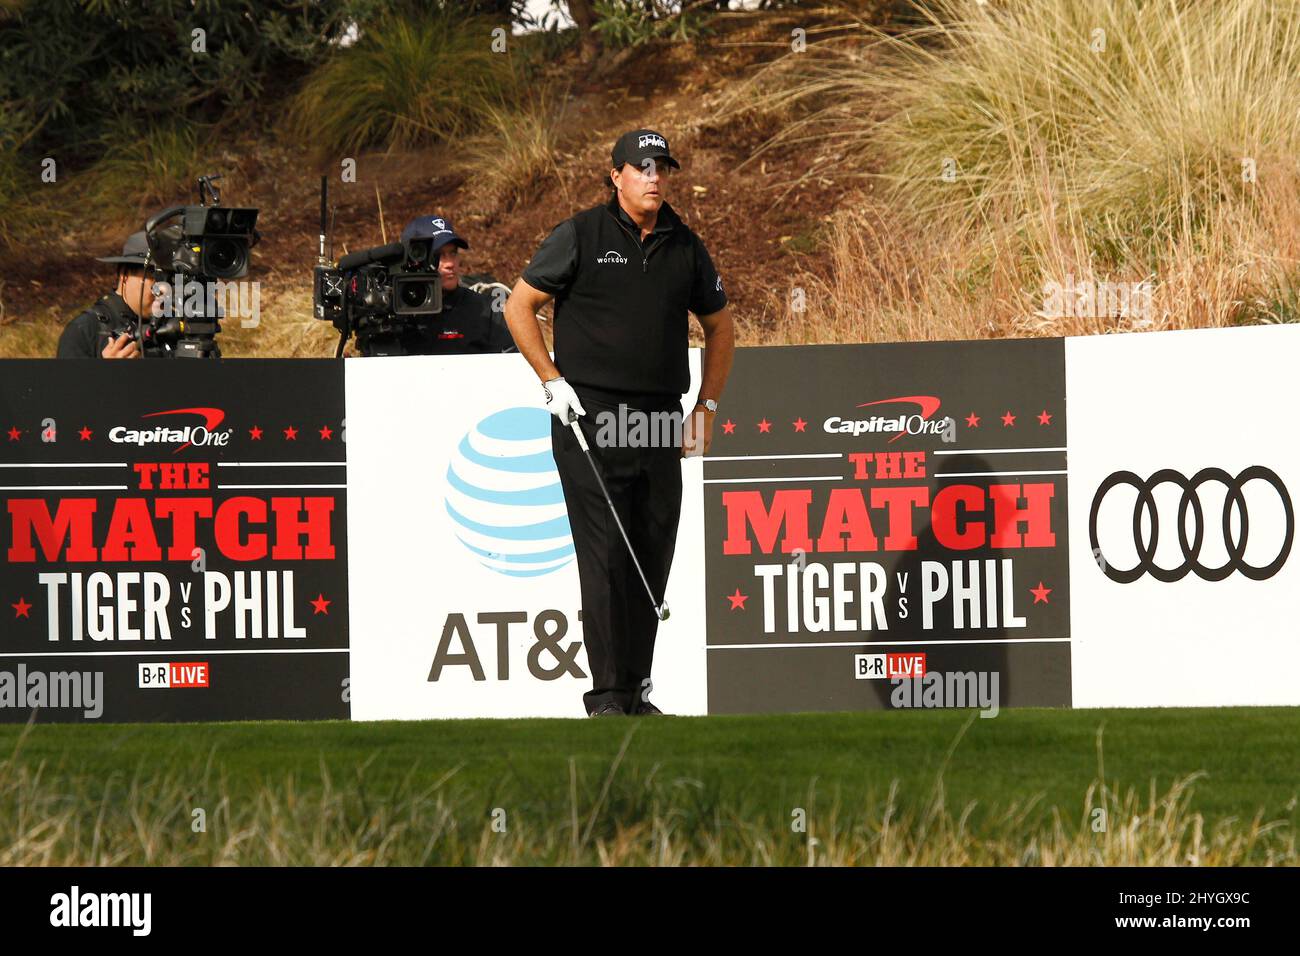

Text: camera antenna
xmin=318 ymin=176 xmax=329 ymax=264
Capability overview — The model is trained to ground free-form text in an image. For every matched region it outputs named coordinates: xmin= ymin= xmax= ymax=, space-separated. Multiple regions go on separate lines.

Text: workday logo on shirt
xmin=596 ymin=249 xmax=629 ymax=265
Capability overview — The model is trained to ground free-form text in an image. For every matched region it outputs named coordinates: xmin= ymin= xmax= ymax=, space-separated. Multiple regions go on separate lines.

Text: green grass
xmin=291 ymin=12 xmax=516 ymax=160
xmin=2 ymin=708 xmax=1297 ymax=865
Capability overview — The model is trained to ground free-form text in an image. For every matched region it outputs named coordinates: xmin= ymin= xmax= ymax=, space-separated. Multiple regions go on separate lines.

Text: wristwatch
xmin=696 ymin=398 xmax=718 ymax=413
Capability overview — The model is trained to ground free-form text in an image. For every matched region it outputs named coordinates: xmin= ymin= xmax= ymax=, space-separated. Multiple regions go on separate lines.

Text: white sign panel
xmin=1066 ymin=325 xmax=1300 ymax=707
xmin=345 ymin=351 xmax=707 ymax=718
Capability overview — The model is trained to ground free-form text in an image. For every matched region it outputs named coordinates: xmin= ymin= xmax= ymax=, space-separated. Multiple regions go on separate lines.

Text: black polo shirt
xmin=522 ymin=194 xmax=726 ymax=405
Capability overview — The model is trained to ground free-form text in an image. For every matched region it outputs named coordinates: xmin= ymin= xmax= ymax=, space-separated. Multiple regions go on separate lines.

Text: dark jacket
xmin=56 ymin=293 xmax=152 ymax=359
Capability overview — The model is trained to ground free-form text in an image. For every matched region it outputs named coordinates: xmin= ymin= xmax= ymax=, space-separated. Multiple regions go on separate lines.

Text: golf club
xmin=568 ymin=415 xmax=670 ymax=621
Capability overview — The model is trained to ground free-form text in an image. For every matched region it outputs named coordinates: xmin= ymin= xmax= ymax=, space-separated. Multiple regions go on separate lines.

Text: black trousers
xmin=551 ymin=391 xmax=683 ymax=714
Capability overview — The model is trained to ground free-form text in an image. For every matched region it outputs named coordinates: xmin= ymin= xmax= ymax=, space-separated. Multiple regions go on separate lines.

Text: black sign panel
xmin=0 ymin=360 xmax=348 ymax=722
xmin=703 ymin=339 xmax=1071 ymax=713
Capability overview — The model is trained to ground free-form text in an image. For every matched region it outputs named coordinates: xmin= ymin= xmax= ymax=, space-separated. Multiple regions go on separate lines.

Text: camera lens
xmin=230 ymin=209 xmax=256 ymax=232
xmin=399 ymin=280 xmax=432 ymax=310
xmin=206 ymin=209 xmax=228 ymax=233
xmin=204 ymin=238 xmax=246 ymax=278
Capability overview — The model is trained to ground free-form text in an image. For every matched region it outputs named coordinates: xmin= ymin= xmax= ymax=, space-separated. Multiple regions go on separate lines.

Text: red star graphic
xmin=249 ymin=426 xmax=263 ymax=440
xmin=722 ymin=419 xmax=736 ymax=435
xmin=1001 ymin=411 xmax=1016 ymax=427
xmin=1038 ymin=409 xmax=1053 ymax=425
xmin=12 ymin=597 xmax=31 ymax=619
xmin=757 ymin=419 xmax=771 ymax=433
xmin=1030 ymin=581 xmax=1052 ymax=604
xmin=283 ymin=426 xmax=298 ymax=441
xmin=965 ymin=412 xmax=980 ymax=428
xmin=319 ymin=425 xmax=333 ymax=440
xmin=78 ymin=426 xmax=93 ymax=441
xmin=311 ymin=593 xmax=331 ymax=615
xmin=726 ymin=588 xmax=748 ymax=610
xmin=793 ymin=418 xmax=807 ymax=432
xmin=6 ymin=426 xmax=20 ymax=442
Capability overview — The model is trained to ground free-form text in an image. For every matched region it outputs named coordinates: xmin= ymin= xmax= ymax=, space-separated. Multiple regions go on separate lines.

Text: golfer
xmin=505 ymin=128 xmax=734 ymax=717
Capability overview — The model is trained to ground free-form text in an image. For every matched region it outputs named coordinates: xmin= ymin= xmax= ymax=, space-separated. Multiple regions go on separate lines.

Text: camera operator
xmin=56 ymin=231 xmax=161 ymax=359
xmin=355 ymin=215 xmax=516 ymax=357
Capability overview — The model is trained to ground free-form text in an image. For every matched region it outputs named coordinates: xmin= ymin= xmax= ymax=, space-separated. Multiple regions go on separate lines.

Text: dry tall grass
xmin=456 ymin=89 xmax=571 ymax=211
xmin=721 ymin=0 xmax=1300 ymax=341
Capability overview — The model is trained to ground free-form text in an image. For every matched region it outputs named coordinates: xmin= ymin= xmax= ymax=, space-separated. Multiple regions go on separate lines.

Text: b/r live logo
xmin=138 ymin=662 xmax=209 ymax=688
xmin=854 ymin=652 xmax=926 ymax=680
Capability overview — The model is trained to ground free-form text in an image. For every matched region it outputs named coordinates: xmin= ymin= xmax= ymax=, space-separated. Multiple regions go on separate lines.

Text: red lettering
xmin=870 ymin=486 xmax=928 ymax=550
xmin=101 ymin=498 xmax=163 ymax=562
xmin=721 ymin=489 xmax=813 ymax=555
xmin=215 ymin=497 xmax=268 ymax=561
xmin=931 ymin=485 xmax=986 ymax=550
xmin=155 ymin=498 xmax=214 ymax=560
xmin=271 ymin=497 xmax=336 ymax=560
xmin=989 ymin=483 xmax=1056 ymax=547
xmin=6 ymin=498 xmax=98 ymax=562
xmin=816 ymin=488 xmax=879 ymax=553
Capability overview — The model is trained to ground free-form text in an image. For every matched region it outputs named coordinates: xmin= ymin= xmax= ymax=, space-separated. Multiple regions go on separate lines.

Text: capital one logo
xmin=823 ymin=395 xmax=954 ymax=443
xmin=1089 ymin=466 xmax=1294 ymax=582
xmin=108 ymin=407 xmax=232 ymax=453
xmin=444 ymin=407 xmax=575 ymax=577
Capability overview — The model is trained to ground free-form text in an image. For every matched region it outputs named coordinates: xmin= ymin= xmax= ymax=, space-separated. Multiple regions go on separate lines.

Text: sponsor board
xmin=0 ymin=360 xmax=349 ymax=722
xmin=343 ymin=352 xmax=708 ymax=719
xmin=1066 ymin=326 xmax=1300 ymax=707
xmin=702 ymin=340 xmax=1071 ymax=713
xmin=3 ymin=325 xmax=1298 ymax=722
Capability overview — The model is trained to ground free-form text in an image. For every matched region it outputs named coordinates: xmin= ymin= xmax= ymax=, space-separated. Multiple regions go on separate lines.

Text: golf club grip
xmin=568 ymin=416 xmax=589 ymax=451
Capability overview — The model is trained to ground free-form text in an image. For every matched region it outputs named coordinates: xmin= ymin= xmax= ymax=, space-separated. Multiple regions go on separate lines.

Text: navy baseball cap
xmin=611 ymin=129 xmax=680 ymax=171
xmin=96 ymin=231 xmax=151 ymax=266
xmin=401 ymin=215 xmax=469 ymax=253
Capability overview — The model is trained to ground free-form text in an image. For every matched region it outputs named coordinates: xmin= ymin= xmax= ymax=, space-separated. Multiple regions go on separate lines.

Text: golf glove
xmin=543 ymin=376 xmax=586 ymax=423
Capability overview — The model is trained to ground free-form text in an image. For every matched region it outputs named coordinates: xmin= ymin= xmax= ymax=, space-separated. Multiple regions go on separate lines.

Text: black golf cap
xmin=611 ymin=129 xmax=680 ymax=171
xmin=95 ymin=231 xmax=151 ymax=266
xmin=401 ymin=215 xmax=469 ymax=253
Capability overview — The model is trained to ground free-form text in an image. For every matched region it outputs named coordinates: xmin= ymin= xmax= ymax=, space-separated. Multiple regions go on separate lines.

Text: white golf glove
xmin=543 ymin=376 xmax=586 ymax=423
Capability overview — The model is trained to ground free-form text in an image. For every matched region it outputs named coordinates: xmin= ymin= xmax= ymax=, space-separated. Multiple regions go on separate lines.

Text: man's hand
xmin=682 ymin=406 xmax=715 ymax=458
xmin=544 ymin=376 xmax=586 ymax=423
xmin=101 ymin=333 xmax=140 ymax=359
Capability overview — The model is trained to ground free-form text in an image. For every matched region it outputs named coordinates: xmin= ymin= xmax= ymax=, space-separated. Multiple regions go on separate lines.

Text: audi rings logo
xmin=1089 ymin=467 xmax=1294 ymax=583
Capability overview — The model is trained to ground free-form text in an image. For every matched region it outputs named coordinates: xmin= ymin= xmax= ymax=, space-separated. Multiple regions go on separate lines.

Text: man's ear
xmin=610 ymin=166 xmax=621 ymax=192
